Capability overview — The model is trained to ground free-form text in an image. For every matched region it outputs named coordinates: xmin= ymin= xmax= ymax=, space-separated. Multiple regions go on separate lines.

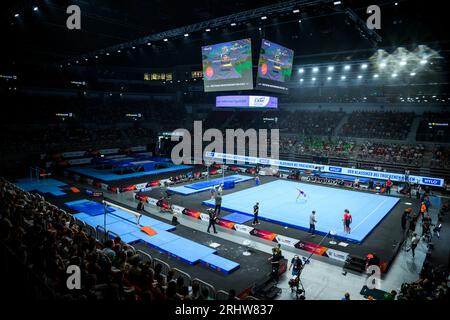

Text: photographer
xmin=289 ymin=255 xmax=303 ymax=277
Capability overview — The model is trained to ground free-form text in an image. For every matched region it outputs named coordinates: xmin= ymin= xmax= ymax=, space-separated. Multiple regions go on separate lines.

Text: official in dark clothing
xmin=214 ymin=194 xmax=222 ymax=216
xmin=207 ymin=209 xmax=218 ymax=234
xmin=137 ymin=200 xmax=145 ymax=212
xmin=401 ymin=210 xmax=409 ymax=232
xmin=269 ymin=248 xmax=281 ymax=281
xmin=252 ymin=202 xmax=260 ymax=225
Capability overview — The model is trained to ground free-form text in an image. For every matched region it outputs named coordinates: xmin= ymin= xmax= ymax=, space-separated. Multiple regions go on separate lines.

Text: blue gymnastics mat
xmin=168 ymin=174 xmax=253 ymax=195
xmin=67 ymin=164 xmax=192 ymax=182
xmin=65 ymin=199 xmax=115 ymax=216
xmin=222 ymin=212 xmax=253 ymax=224
xmin=203 ymin=180 xmax=400 ymax=243
xmin=159 ymin=238 xmax=217 ymax=265
xmin=15 ymin=178 xmax=68 ymax=196
xmin=200 ymin=254 xmax=240 ymax=274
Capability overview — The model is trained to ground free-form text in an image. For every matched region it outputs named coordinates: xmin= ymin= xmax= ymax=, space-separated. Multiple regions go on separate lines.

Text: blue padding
xmin=120 ymin=233 xmax=141 ymax=244
xmin=131 ymin=229 xmax=180 ymax=248
xmin=222 ymin=213 xmax=253 ymax=224
xmin=158 ymin=238 xmax=217 ymax=264
xmin=109 ymin=209 xmax=175 ymax=231
xmin=106 ymin=221 xmax=140 ymax=236
xmin=67 ymin=164 xmax=192 ymax=182
xmin=186 ymin=175 xmax=246 ymax=190
xmin=168 ymin=175 xmax=253 ymax=195
xmin=15 ymin=178 xmax=68 ymax=196
xmin=200 ymin=254 xmax=240 ymax=274
xmin=82 ymin=214 xmax=119 ymax=227
xmin=65 ymin=200 xmax=114 ymax=216
xmin=72 ymin=212 xmax=94 ymax=221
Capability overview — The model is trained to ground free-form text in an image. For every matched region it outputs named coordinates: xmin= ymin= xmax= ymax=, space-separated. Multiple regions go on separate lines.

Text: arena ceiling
xmin=1 ymin=0 xmax=449 ymax=69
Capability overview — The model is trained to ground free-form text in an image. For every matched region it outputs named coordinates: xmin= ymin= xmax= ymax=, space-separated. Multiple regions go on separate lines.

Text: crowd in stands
xmin=341 ymin=111 xmax=414 ymax=140
xmin=278 ymin=111 xmax=345 ymax=136
xmin=358 ymin=142 xmax=425 ymax=166
xmin=280 ymin=136 xmax=355 ymax=157
xmin=430 ymin=145 xmax=450 ymax=169
xmin=0 ymin=178 xmax=227 ymax=301
xmin=395 ymin=261 xmax=448 ymax=300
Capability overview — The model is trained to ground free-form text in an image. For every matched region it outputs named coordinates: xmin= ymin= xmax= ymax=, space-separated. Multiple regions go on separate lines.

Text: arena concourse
xmin=0 ymin=0 xmax=449 ymax=312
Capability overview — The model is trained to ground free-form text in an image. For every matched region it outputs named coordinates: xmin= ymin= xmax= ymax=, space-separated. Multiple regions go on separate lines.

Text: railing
xmin=153 ymin=257 xmax=171 ymax=276
xmin=192 ymin=278 xmax=217 ymax=300
xmin=172 ymin=267 xmax=193 ymax=287
xmin=216 ymin=290 xmax=230 ymax=300
xmin=136 ymin=249 xmax=153 ymax=266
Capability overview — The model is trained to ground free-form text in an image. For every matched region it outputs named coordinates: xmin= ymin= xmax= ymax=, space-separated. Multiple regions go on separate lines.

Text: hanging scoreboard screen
xmin=256 ymin=39 xmax=294 ymax=94
xmin=201 ymin=39 xmax=253 ymax=92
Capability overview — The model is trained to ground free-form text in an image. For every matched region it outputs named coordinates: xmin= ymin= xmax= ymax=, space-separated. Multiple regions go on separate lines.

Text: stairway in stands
xmin=406 ymin=115 xmax=422 ymax=143
xmin=333 ymin=114 xmax=349 ymax=137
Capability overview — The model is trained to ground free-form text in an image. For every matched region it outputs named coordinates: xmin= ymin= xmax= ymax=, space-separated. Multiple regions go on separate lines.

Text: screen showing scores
xmin=201 ymin=39 xmax=253 ymax=92
xmin=256 ymin=39 xmax=294 ymax=94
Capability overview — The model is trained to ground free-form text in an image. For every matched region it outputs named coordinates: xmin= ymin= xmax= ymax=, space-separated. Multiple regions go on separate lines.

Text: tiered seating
xmin=341 ymin=111 xmax=414 ymax=139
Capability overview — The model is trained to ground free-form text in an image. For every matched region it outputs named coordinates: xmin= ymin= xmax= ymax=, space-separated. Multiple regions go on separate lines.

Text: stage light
xmin=312 ymin=77 xmax=316 ymax=81
xmin=184 ymin=33 xmax=189 ymax=37
xmin=106 ymin=52 xmax=110 ymax=56
xmin=298 ymin=68 xmax=304 ymax=73
xmin=312 ymin=67 xmax=319 ymax=73
xmin=230 ymin=23 xmax=236 ymax=26
xmin=341 ymin=75 xmax=346 ymax=80
xmin=205 ymin=28 xmax=211 ymax=32
xmin=14 ymin=13 xmax=19 ymax=18
xmin=261 ymin=16 xmax=267 ymax=20
xmin=298 ymin=19 xmax=302 ymax=23
xmin=373 ymin=74 xmax=379 ymax=78
xmin=132 ymin=46 xmax=136 ymax=49
xmin=344 ymin=65 xmax=351 ymax=70
xmin=420 ymin=59 xmax=427 ymax=65
xmin=357 ymin=75 xmax=363 ymax=79
xmin=327 ymin=66 xmax=334 ymax=72
xmin=361 ymin=64 xmax=368 ymax=69
xmin=300 ymin=78 xmax=304 ymax=82
xmin=258 ymin=27 xmax=261 ymax=31
xmin=392 ymin=73 xmax=398 ymax=78
xmin=117 ymin=49 xmax=121 ymax=53
xmin=334 ymin=1 xmax=342 ymax=5
xmin=76 ymin=60 xmax=79 ymax=64
xmin=327 ymin=76 xmax=332 ymax=80
xmin=395 ymin=2 xmax=398 ymax=5
xmin=147 ymin=42 xmax=151 ymax=45
xmin=379 ymin=62 xmax=387 ymax=68
xmin=95 ymin=55 xmax=98 ymax=59
xmin=410 ymin=72 xmax=416 ymax=76
xmin=399 ymin=60 xmax=407 ymax=66
xmin=163 ymin=38 xmax=168 ymax=42
xmin=33 ymin=7 xmax=38 ymax=11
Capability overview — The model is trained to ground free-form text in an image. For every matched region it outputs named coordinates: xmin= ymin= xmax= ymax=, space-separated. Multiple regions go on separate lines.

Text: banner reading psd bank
xmin=205 ymin=152 xmax=445 ymax=187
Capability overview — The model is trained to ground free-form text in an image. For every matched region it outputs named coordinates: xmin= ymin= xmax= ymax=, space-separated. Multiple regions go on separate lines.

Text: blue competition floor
xmin=169 ymin=174 xmax=254 ymax=195
xmin=67 ymin=164 xmax=192 ymax=182
xmin=203 ymin=180 xmax=400 ymax=243
xmin=15 ymin=178 xmax=68 ymax=196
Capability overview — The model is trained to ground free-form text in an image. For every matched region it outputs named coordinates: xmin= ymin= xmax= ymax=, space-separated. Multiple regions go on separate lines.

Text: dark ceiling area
xmin=1 ymin=0 xmax=449 ymax=71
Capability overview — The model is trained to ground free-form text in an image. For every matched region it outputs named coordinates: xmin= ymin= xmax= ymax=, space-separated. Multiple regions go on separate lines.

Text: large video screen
xmin=256 ymin=39 xmax=294 ymax=94
xmin=202 ymin=39 xmax=253 ymax=92
xmin=216 ymin=95 xmax=278 ymax=108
